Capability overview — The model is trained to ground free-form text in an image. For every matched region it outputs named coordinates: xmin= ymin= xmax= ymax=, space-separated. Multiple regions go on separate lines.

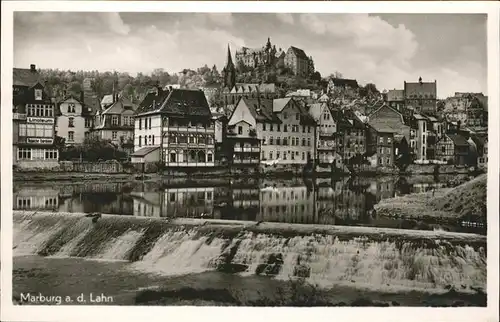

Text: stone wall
xmin=15 ymin=160 xmax=61 ymax=171
xmin=59 ymin=161 xmax=125 ymax=173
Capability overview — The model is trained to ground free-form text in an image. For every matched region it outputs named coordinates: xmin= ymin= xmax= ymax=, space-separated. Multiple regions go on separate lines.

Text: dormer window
xmin=34 ymin=89 xmax=42 ymax=101
xmin=68 ymin=103 xmax=76 ymax=113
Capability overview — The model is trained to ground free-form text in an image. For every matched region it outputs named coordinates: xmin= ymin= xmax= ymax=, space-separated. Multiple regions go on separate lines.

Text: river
xmin=13 ymin=174 xmax=481 ymax=234
xmin=12 ymin=174 xmax=487 ymax=306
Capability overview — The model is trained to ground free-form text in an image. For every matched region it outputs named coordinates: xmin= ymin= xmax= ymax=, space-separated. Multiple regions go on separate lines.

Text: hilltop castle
xmin=229 ymin=37 xmax=314 ymax=78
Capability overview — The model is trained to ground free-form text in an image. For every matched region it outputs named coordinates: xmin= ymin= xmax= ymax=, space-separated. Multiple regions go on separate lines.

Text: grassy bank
xmin=374 ymin=174 xmax=487 ymax=223
xmin=13 ymin=255 xmax=486 ymax=307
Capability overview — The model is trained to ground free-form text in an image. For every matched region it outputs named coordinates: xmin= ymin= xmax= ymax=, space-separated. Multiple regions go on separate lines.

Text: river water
xmin=13 ymin=174 xmax=481 ymax=234
xmin=12 ymin=174 xmax=487 ymax=306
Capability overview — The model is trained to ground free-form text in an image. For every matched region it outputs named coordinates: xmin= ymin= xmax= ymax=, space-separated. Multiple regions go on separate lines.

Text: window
xmin=283 ymin=112 xmax=288 ymax=119
xmin=112 ymin=116 xmax=119 ymax=126
xmin=386 ymin=158 xmax=390 ymax=165
xmin=302 ymin=138 xmax=306 ymax=146
xmin=387 ymin=137 xmax=392 ymax=143
xmin=308 ymin=126 xmax=311 ymax=133
xmin=18 ymin=148 xmax=31 ymax=160
xmin=277 ymin=124 xmax=281 ymax=132
xmin=270 ymin=136 xmax=274 ymax=145
xmin=422 ymin=146 xmax=426 ymax=156
xmin=270 ymin=124 xmax=274 ymax=131
xmin=68 ymin=117 xmax=74 ymax=128
xmin=302 ymin=152 xmax=305 ymax=160
xmin=170 ymin=153 xmax=176 ymax=162
xmin=284 ymin=125 xmax=288 ymax=132
xmin=269 ymin=151 xmax=273 ymax=160
xmin=68 ymin=131 xmax=74 ymax=142
xmin=302 ymin=125 xmax=306 ymax=133
xmin=263 ymin=123 xmax=266 ymax=131
xmin=276 ymin=137 xmax=280 ymax=145
xmin=307 ymin=138 xmax=311 ymax=146
xmin=152 ymin=135 xmax=155 ymax=145
xmin=138 ymin=135 xmax=142 ymax=147
xmin=441 ymin=146 xmax=445 ymax=153
xmin=238 ymin=126 xmax=243 ymax=135
xmin=379 ymin=136 xmax=383 ymax=144
xmin=44 ymin=149 xmax=58 ymax=160
xmin=207 ymin=153 xmax=213 ymax=162
xmin=277 ymin=151 xmax=280 ymax=159
xmin=139 ymin=119 xmax=142 ymax=130
xmin=378 ymin=158 xmax=382 ymax=165
xmin=85 ymin=118 xmax=92 ymax=128
xmin=112 ymin=131 xmax=118 ymax=140
xmin=34 ymin=89 xmax=42 ymax=100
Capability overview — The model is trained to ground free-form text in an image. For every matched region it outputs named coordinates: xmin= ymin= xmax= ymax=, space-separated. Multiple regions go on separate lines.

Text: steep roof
xmin=289 ymin=46 xmax=308 ymax=60
xmin=239 ymin=97 xmax=281 ymax=123
xmin=368 ymin=105 xmax=409 ymax=136
xmin=102 ymin=95 xmax=136 ymax=115
xmin=447 ymin=133 xmax=469 ymax=147
xmin=136 ymin=88 xmax=171 ymax=114
xmin=160 ymin=88 xmax=211 ymax=117
xmin=13 ymin=68 xmax=43 ymax=87
xmin=83 ymin=94 xmax=101 ymax=115
xmin=137 ymin=88 xmax=211 ymax=118
xmin=272 ymin=98 xmax=292 ymax=112
xmin=131 ymin=146 xmax=160 ymax=157
xmin=331 ymin=78 xmax=359 ymax=88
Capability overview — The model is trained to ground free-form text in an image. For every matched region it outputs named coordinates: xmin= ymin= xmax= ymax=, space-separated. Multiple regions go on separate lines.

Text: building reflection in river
xmin=12 ymin=175 xmax=473 ymax=231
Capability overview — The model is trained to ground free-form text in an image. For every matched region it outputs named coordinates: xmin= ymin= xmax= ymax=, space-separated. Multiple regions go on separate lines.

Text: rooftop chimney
xmin=30 ymin=64 xmax=36 ymax=72
xmin=419 ymin=77 xmax=423 ymax=84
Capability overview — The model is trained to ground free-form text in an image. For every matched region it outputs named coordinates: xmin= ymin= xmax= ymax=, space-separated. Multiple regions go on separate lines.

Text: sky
xmin=14 ymin=12 xmax=487 ymax=98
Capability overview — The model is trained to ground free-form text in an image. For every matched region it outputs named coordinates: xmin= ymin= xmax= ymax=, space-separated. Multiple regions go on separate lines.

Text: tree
xmin=329 ymin=71 xmax=343 ymax=79
xmin=311 ymin=71 xmax=322 ymax=82
xmin=68 ymin=81 xmax=82 ymax=95
xmin=364 ymin=83 xmax=379 ymax=94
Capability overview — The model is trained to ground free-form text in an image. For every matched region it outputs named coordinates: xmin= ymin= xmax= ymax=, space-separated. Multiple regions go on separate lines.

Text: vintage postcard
xmin=1 ymin=1 xmax=498 ymax=322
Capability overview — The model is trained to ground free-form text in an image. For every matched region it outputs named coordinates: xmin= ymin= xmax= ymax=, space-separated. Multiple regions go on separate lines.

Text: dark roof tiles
xmin=13 ymin=68 xmax=43 ymax=87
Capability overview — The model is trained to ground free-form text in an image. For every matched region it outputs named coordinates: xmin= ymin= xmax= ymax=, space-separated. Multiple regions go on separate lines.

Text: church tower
xmin=222 ymin=44 xmax=236 ymax=89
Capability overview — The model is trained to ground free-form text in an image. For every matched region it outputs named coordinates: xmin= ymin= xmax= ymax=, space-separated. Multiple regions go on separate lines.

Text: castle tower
xmin=222 ymin=44 xmax=236 ymax=89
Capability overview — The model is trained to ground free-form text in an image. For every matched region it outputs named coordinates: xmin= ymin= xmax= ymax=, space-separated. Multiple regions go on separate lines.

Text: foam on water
xmin=13 ymin=211 xmax=487 ymax=293
xmin=97 ymin=230 xmax=145 ymax=261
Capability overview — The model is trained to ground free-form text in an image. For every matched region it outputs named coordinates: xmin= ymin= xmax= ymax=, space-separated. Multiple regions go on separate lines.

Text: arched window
xmin=138 ymin=135 xmax=142 ymax=147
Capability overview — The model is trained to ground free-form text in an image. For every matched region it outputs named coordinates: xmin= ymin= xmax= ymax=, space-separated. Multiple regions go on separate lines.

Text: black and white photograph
xmin=1 ymin=1 xmax=499 ymax=322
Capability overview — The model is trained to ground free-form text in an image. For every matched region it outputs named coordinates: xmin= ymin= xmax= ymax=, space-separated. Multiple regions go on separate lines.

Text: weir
xmin=13 ymin=210 xmax=487 ymax=294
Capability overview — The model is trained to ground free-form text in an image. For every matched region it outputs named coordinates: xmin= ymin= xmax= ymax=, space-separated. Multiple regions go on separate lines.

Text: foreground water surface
xmin=13 ymin=174 xmax=481 ymax=234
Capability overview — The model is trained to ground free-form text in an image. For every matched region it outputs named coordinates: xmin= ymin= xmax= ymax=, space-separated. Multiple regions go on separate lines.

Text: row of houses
xmin=12 ymin=64 xmax=488 ymax=171
xmin=12 ymin=64 xmax=139 ymax=168
xmin=131 ymin=84 xmax=488 ymax=171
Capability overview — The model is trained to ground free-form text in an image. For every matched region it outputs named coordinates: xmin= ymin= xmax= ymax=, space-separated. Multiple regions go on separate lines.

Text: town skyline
xmin=14 ymin=12 xmax=487 ymax=98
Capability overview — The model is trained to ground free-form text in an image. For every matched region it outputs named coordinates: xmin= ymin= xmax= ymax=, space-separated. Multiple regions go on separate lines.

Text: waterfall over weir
xmin=13 ymin=211 xmax=487 ymax=294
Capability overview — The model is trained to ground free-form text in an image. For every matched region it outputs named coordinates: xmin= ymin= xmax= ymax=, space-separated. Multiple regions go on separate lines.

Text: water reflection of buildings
xmin=258 ymin=186 xmax=315 ymax=224
xmin=132 ymin=187 xmax=215 ymax=218
xmin=315 ymin=178 xmax=367 ymax=224
xmin=59 ymin=183 xmax=134 ymax=215
xmin=14 ymin=186 xmax=59 ymax=210
xmin=14 ymin=176 xmax=454 ymax=225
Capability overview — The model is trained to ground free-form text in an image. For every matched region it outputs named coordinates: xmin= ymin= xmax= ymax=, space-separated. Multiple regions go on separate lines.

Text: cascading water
xmin=13 ymin=211 xmax=487 ymax=294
